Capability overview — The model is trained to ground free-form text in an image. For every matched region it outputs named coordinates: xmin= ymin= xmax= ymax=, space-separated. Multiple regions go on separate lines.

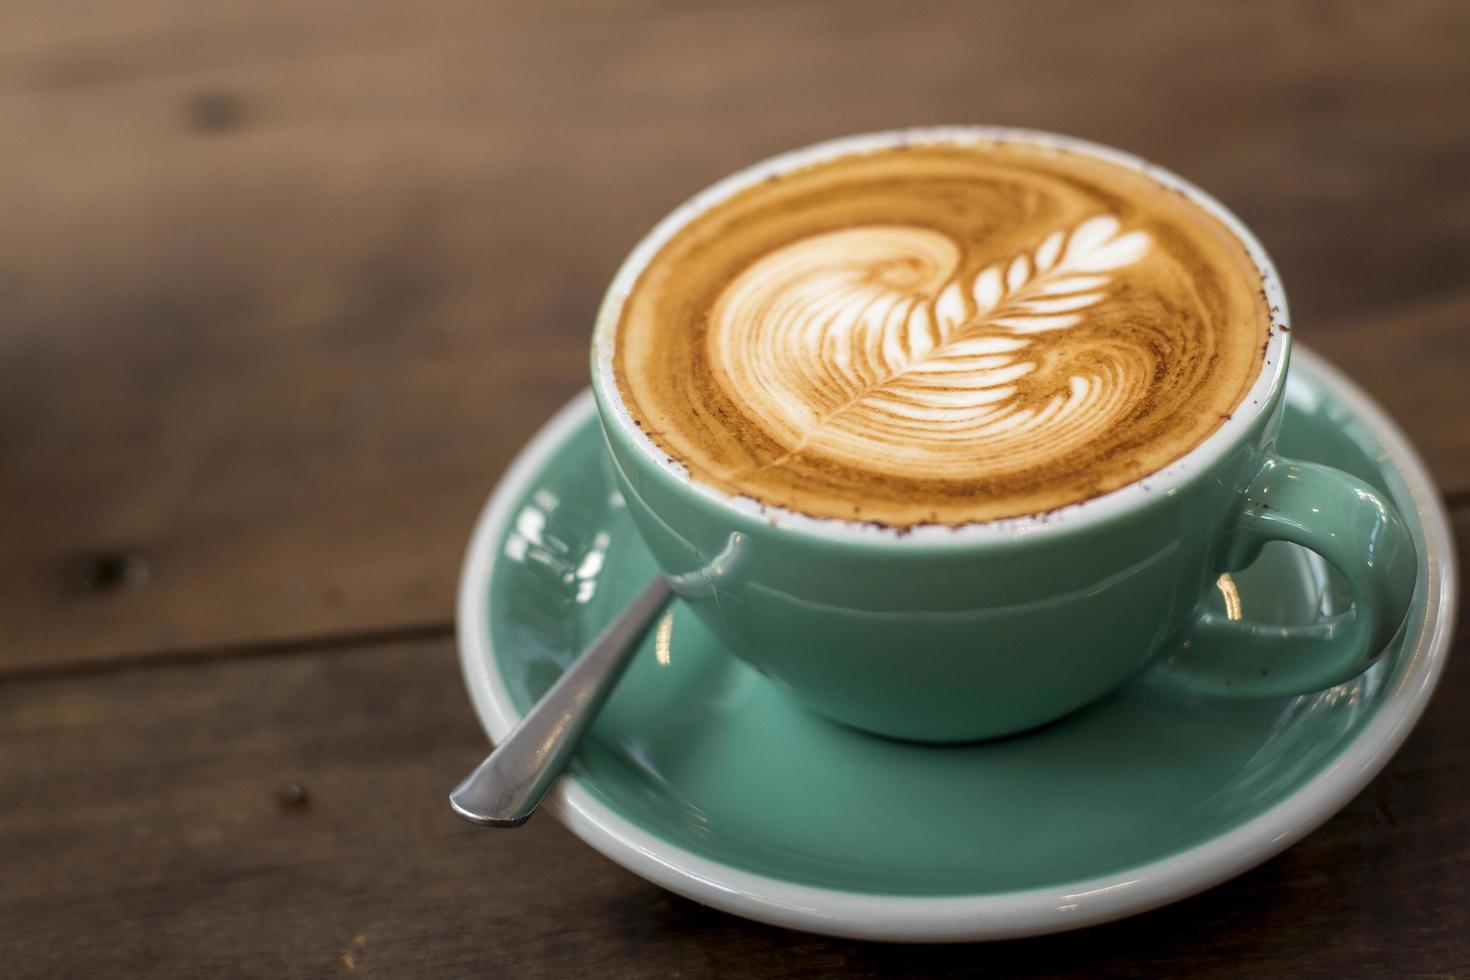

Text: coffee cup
xmin=589 ymin=127 xmax=1416 ymax=742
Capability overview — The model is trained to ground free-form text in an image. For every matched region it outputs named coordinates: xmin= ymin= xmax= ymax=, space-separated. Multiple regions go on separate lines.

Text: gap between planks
xmin=7 ymin=492 xmax=1467 ymax=689
xmin=0 ymin=619 xmax=454 ymax=688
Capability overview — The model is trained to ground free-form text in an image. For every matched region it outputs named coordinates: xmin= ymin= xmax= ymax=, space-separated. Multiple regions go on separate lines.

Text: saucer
xmin=456 ymin=346 xmax=1456 ymax=942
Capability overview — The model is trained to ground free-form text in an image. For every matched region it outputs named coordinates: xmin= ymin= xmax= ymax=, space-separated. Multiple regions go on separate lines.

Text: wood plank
xmin=1319 ymin=293 xmax=1470 ymax=494
xmin=2 ymin=0 xmax=1468 ymax=668
xmin=1 ymin=508 xmax=1466 ymax=977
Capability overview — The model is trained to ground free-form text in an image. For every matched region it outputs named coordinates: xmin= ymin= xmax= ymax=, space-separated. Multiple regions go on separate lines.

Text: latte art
xmin=612 ymin=140 xmax=1272 ymax=525
xmin=709 ymin=216 xmax=1151 ymax=482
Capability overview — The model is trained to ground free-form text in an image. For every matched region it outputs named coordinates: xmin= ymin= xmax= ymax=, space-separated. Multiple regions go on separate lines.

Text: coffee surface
xmin=613 ymin=140 xmax=1272 ymax=525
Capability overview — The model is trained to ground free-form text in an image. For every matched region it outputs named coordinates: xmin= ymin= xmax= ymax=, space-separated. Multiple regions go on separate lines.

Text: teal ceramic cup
xmin=590 ymin=128 xmax=1418 ymax=742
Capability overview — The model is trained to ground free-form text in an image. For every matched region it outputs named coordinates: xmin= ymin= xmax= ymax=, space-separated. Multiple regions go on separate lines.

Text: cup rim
xmin=591 ymin=126 xmax=1291 ymax=546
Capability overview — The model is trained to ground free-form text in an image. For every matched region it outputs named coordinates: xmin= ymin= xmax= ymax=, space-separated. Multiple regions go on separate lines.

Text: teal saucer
xmin=456 ymin=346 xmax=1455 ymax=941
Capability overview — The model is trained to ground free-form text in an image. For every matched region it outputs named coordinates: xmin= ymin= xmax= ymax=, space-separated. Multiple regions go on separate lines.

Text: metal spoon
xmin=449 ymin=575 xmax=673 ymax=827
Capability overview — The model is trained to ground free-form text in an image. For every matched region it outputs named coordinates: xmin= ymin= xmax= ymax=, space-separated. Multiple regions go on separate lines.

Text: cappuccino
xmin=613 ymin=139 xmax=1271 ymax=525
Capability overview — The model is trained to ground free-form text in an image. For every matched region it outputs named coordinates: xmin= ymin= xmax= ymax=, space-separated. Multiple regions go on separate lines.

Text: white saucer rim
xmin=455 ymin=345 xmax=1457 ymax=942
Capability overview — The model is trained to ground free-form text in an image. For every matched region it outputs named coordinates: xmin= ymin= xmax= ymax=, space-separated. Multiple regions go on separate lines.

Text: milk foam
xmin=612 ymin=140 xmax=1271 ymax=525
xmin=708 ymin=216 xmax=1151 ymax=480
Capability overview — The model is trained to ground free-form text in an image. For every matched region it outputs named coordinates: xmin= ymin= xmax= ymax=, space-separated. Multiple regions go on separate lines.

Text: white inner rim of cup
xmin=591 ymin=127 xmax=1291 ymax=544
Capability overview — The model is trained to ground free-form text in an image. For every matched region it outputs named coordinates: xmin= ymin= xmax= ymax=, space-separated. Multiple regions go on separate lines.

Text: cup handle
xmin=1153 ymin=454 xmax=1417 ymax=697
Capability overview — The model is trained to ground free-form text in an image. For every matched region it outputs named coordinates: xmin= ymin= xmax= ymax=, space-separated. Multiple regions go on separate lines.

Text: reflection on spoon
xmin=449 ymin=532 xmax=746 ymax=826
xmin=449 ymin=575 xmax=673 ymax=826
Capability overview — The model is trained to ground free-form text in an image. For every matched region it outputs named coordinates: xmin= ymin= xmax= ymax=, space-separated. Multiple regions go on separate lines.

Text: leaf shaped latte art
xmin=706 ymin=215 xmax=1153 ymax=481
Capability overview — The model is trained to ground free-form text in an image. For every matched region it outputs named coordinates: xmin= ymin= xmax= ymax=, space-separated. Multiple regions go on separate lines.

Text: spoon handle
xmin=450 ymin=575 xmax=674 ymax=826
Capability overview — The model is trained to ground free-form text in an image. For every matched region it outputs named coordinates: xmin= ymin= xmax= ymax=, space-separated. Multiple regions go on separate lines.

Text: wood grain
xmin=0 ymin=508 xmax=1465 ymax=978
xmin=2 ymin=0 xmax=1469 ymax=670
xmin=2 ymin=3 xmax=1466 ymax=973
xmin=0 ymin=511 xmax=1464 ymax=975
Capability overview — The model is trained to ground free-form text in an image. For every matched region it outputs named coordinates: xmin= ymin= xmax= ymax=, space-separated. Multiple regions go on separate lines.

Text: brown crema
xmin=613 ymin=141 xmax=1271 ymax=526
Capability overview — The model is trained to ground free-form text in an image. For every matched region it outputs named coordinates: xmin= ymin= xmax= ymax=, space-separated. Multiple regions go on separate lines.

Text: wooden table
xmin=3 ymin=2 xmax=1467 ymax=975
